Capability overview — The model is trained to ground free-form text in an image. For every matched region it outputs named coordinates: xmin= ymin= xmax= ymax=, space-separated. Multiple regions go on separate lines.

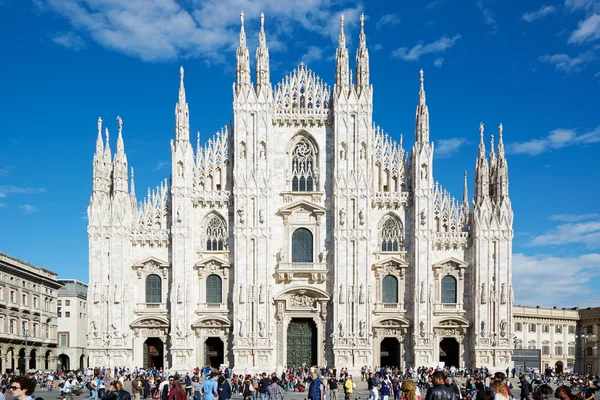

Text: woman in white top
xmin=492 ymin=381 xmax=510 ymax=400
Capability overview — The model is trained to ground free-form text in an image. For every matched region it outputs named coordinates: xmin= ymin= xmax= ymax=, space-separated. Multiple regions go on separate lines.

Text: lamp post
xmin=592 ymin=340 xmax=600 ymax=376
xmin=575 ymin=327 xmax=595 ymax=375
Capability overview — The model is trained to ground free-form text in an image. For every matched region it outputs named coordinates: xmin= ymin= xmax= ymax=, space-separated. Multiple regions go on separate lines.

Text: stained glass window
xmin=441 ymin=275 xmax=457 ymax=303
xmin=382 ymin=275 xmax=398 ymax=304
xmin=206 ymin=275 xmax=222 ymax=304
xmin=146 ymin=274 xmax=162 ymax=303
xmin=292 ymin=228 xmax=313 ymax=262
xmin=206 ymin=215 xmax=227 ymax=251
xmin=291 ymin=138 xmax=315 ymax=192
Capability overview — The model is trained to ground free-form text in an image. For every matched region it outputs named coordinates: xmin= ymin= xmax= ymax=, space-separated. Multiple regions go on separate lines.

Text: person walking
xmin=133 ymin=376 xmax=143 ymax=400
xmin=327 ymin=375 xmax=338 ymax=400
xmin=218 ymin=375 xmax=232 ymax=400
xmin=519 ymin=376 xmax=532 ymax=400
xmin=344 ymin=376 xmax=354 ymax=400
xmin=199 ymin=373 xmax=218 ymax=400
xmin=267 ymin=377 xmax=284 ymax=400
xmin=309 ymin=372 xmax=324 ymax=400
xmin=424 ymin=371 xmax=456 ymax=400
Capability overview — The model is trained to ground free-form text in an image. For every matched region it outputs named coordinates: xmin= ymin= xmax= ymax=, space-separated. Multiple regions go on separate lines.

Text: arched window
xmin=382 ymin=275 xmax=398 ymax=304
xmin=380 ymin=216 xmax=402 ymax=251
xmin=206 ymin=275 xmax=222 ymax=304
xmin=292 ymin=228 xmax=313 ymax=262
xmin=441 ymin=275 xmax=457 ymax=303
xmin=291 ymin=138 xmax=316 ymax=192
xmin=205 ymin=214 xmax=227 ymax=251
xmin=145 ymin=274 xmax=162 ymax=303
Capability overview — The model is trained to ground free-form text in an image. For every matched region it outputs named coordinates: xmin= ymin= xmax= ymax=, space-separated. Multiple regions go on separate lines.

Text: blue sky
xmin=0 ymin=0 xmax=599 ymax=308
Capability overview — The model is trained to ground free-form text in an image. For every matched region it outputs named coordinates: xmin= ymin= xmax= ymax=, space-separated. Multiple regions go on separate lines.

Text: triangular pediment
xmin=132 ymin=256 xmax=169 ymax=268
xmin=373 ymin=255 xmax=409 ymax=268
xmin=278 ymin=199 xmax=326 ymax=215
xmin=194 ymin=255 xmax=230 ymax=268
xmin=433 ymin=257 xmax=468 ymax=269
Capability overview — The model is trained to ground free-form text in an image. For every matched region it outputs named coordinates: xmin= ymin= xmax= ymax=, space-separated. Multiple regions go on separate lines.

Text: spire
xmin=355 ymin=13 xmax=370 ymax=91
xmin=474 ymin=122 xmax=490 ymax=204
xmin=495 ymin=123 xmax=509 ymax=198
xmin=175 ymin=66 xmax=190 ymax=144
xmin=335 ymin=13 xmax=349 ymax=91
xmin=116 ymin=115 xmax=124 ymax=154
xmin=414 ymin=69 xmax=430 ymax=145
xmin=104 ymin=127 xmax=111 ymax=163
xmin=463 ymin=171 xmax=468 ymax=206
xmin=497 ymin=123 xmax=504 ymax=158
xmin=489 ymin=133 xmax=496 ymax=164
xmin=113 ymin=116 xmax=128 ymax=194
xmin=236 ymin=11 xmax=251 ymax=92
xmin=255 ymin=12 xmax=270 ymax=92
xmin=478 ymin=122 xmax=485 ymax=159
xmin=130 ymin=167 xmax=136 ymax=197
xmin=96 ymin=117 xmax=104 ymax=153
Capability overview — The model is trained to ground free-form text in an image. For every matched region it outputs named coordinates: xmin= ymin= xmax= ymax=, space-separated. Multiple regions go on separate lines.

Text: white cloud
xmin=426 ymin=1 xmax=442 ymax=10
xmin=376 ymin=14 xmax=400 ymax=29
xmin=550 ymin=213 xmax=600 ymax=222
xmin=521 ymin=5 xmax=556 ymax=22
xmin=435 ymin=137 xmax=468 ymax=158
xmin=539 ymin=52 xmax=595 ymax=73
xmin=392 ymin=34 xmax=461 ymax=61
xmin=0 ymin=185 xmax=46 ymax=197
xmin=153 ymin=161 xmax=168 ymax=172
xmin=35 ymin=0 xmax=364 ymax=62
xmin=564 ymin=0 xmax=599 ymax=12
xmin=433 ymin=57 xmax=444 ymax=67
xmin=372 ymin=44 xmax=383 ymax=51
xmin=477 ymin=1 xmax=498 ymax=33
xmin=299 ymin=46 xmax=323 ymax=66
xmin=513 ymin=252 xmax=600 ymax=308
xmin=530 ymin=220 xmax=600 ymax=247
xmin=19 ymin=205 xmax=38 ymax=214
xmin=53 ymin=31 xmax=85 ymax=50
xmin=509 ymin=126 xmax=600 ymax=155
xmin=568 ymin=13 xmax=600 ymax=44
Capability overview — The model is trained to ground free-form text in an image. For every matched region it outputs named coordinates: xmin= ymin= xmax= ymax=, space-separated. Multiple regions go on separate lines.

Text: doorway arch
xmin=205 ymin=337 xmax=224 ymax=368
xmin=555 ymin=361 xmax=564 ymax=374
xmin=44 ymin=350 xmax=51 ymax=370
xmin=18 ymin=349 xmax=26 ymax=373
xmin=380 ymin=338 xmax=401 ymax=368
xmin=143 ymin=338 xmax=164 ymax=369
xmin=29 ymin=349 xmax=37 ymax=370
xmin=80 ymin=354 xmax=86 ymax=369
xmin=58 ymin=354 xmax=70 ymax=371
xmin=286 ymin=318 xmax=317 ymax=367
xmin=439 ymin=338 xmax=459 ymax=367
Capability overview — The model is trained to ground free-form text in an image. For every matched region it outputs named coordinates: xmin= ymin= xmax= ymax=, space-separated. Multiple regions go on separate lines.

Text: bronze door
xmin=287 ymin=319 xmax=316 ymax=366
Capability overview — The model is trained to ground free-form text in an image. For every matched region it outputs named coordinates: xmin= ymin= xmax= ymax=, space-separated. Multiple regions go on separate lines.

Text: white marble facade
xmin=86 ymin=13 xmax=514 ymax=373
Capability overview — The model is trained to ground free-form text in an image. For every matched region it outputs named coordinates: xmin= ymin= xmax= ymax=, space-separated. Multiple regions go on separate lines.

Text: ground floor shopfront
xmin=0 ymin=341 xmax=59 ymax=373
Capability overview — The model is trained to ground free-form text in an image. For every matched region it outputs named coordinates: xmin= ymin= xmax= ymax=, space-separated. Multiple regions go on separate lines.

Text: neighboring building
xmin=0 ymin=252 xmax=62 ymax=373
xmin=512 ymin=305 xmax=578 ymax=373
xmin=57 ymin=279 xmax=89 ymax=371
xmin=577 ymin=307 xmax=600 ymax=375
xmin=86 ymin=13 xmax=514 ymax=372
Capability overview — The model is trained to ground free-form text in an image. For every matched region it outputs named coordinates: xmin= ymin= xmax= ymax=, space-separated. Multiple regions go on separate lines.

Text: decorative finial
xmin=180 ymin=66 xmax=184 ymax=83
xmin=498 ymin=123 xmax=503 ymax=138
xmin=360 ymin=13 xmax=365 ymax=30
xmin=97 ymin=117 xmax=103 ymax=136
xmin=490 ymin=134 xmax=495 ymax=150
xmin=260 ymin=12 xmax=264 ymax=31
xmin=105 ymin=127 xmax=110 ymax=146
xmin=340 ymin=13 xmax=345 ymax=34
xmin=240 ymin=11 xmax=245 ymax=28
xmin=479 ymin=122 xmax=484 ymax=138
xmin=117 ymin=115 xmax=123 ymax=136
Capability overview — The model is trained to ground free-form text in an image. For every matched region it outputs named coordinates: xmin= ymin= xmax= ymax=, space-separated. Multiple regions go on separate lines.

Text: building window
xmin=58 ymin=312 xmax=62 ymax=318
xmin=205 ymin=214 xmax=227 ymax=251
xmin=555 ymin=346 xmax=563 ymax=355
xmin=206 ymin=275 xmax=223 ymax=304
xmin=568 ymin=346 xmax=575 ymax=356
xmin=542 ymin=345 xmax=550 ymax=355
xmin=586 ymin=347 xmax=594 ymax=356
xmin=568 ymin=326 xmax=575 ymax=334
xmin=34 ymin=297 xmax=39 ymax=308
xmin=515 ymin=322 xmax=522 ymax=332
xmin=291 ymin=228 xmax=313 ymax=262
xmin=291 ymin=138 xmax=315 ymax=192
xmin=60 ymin=333 xmax=68 ymax=347
xmin=382 ymin=275 xmax=398 ymax=304
xmin=22 ymin=294 xmax=27 ymax=305
xmin=145 ymin=274 xmax=162 ymax=303
xmin=65 ymin=312 xmax=70 ymax=318
xmin=65 ymin=300 xmax=71 ymax=306
xmin=441 ymin=276 xmax=457 ymax=304
xmin=529 ymin=323 xmax=536 ymax=332
xmin=33 ymin=324 xmax=37 ymax=337
xmin=22 ymin=321 xmax=27 ymax=334
xmin=556 ymin=325 xmax=562 ymax=334
xmin=380 ymin=216 xmax=402 ymax=252
xmin=10 ymin=291 xmax=15 ymax=302
xmin=542 ymin=324 xmax=549 ymax=333
xmin=9 ymin=320 xmax=14 ymax=334
xmin=586 ymin=325 xmax=593 ymax=334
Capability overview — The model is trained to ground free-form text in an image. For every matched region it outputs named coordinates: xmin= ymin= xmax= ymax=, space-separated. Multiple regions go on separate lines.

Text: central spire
xmin=236 ymin=11 xmax=251 ymax=91
xmin=414 ymin=69 xmax=430 ymax=145
xmin=356 ymin=13 xmax=370 ymax=91
xmin=335 ymin=13 xmax=349 ymax=91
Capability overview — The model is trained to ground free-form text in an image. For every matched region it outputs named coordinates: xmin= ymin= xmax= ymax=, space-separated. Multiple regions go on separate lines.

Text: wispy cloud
xmin=530 ymin=216 xmax=600 ymax=248
xmin=376 ymin=14 xmax=401 ymax=29
xmin=0 ymin=185 xmax=46 ymax=197
xmin=513 ymin=252 xmax=600 ymax=307
xmin=509 ymin=126 xmax=600 ymax=155
xmin=433 ymin=57 xmax=444 ymax=67
xmin=477 ymin=1 xmax=498 ymax=33
xmin=539 ymin=51 xmax=595 ymax=73
xmin=53 ymin=31 xmax=85 ymax=50
xmin=19 ymin=205 xmax=38 ymax=214
xmin=153 ymin=161 xmax=168 ymax=172
xmin=426 ymin=1 xmax=443 ymax=10
xmin=435 ymin=137 xmax=468 ymax=158
xmin=521 ymin=5 xmax=556 ymax=22
xmin=564 ymin=0 xmax=599 ymax=12
xmin=299 ymin=46 xmax=323 ymax=66
xmin=35 ymin=0 xmax=363 ymax=62
xmin=392 ymin=34 xmax=461 ymax=61
xmin=372 ymin=44 xmax=383 ymax=51
xmin=0 ymin=167 xmax=8 ymax=176
xmin=550 ymin=213 xmax=600 ymax=222
xmin=0 ymin=203 xmax=6 ymax=208
xmin=568 ymin=13 xmax=600 ymax=44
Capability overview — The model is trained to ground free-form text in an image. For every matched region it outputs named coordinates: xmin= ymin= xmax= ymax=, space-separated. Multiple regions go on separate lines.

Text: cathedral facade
xmin=86 ymin=13 xmax=514 ymax=373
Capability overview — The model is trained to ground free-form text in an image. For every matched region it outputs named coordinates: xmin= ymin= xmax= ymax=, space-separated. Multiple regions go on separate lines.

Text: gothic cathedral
xmin=87 ymin=13 xmax=514 ymax=373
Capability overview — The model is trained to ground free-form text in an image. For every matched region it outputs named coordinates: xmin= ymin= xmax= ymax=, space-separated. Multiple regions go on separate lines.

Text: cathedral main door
xmin=286 ymin=319 xmax=317 ymax=367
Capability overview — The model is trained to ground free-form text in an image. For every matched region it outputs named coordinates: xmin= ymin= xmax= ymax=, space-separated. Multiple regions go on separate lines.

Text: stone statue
xmin=258 ymin=319 xmax=265 ymax=337
xmin=509 ymin=285 xmax=514 ymax=303
xmin=500 ymin=319 xmax=507 ymax=337
xmin=176 ymin=318 xmax=183 ymax=337
xmin=339 ymin=208 xmax=346 ymax=226
xmin=428 ymin=283 xmax=433 ymax=304
xmin=177 ymin=284 xmax=183 ymax=304
xmin=500 ymin=283 xmax=507 ymax=304
xmin=419 ymin=321 xmax=425 ymax=337
xmin=359 ymin=209 xmax=365 ymax=225
xmin=114 ymin=284 xmax=120 ymax=303
xmin=259 ymin=209 xmax=265 ymax=224
xmin=359 ymin=284 xmax=365 ymax=305
xmin=419 ymin=281 xmax=426 ymax=303
xmin=259 ymin=285 xmax=265 ymax=304
xmin=359 ymin=320 xmax=366 ymax=338
xmin=90 ymin=320 xmax=98 ymax=337
xmin=481 ymin=283 xmax=487 ymax=304
xmin=239 ymin=284 xmax=245 ymax=304
xmin=480 ymin=320 xmax=486 ymax=337
xmin=238 ymin=319 xmax=245 ymax=337
xmin=339 ymin=284 xmax=345 ymax=304
xmin=319 ymin=248 xmax=328 ymax=263
xmin=338 ymin=321 xmax=345 ymax=337
xmin=237 ymin=208 xmax=245 ymax=224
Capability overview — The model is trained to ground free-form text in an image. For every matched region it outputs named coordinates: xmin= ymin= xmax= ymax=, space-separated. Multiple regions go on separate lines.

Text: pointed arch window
xmin=382 ymin=275 xmax=398 ymax=304
xmin=206 ymin=275 xmax=222 ymax=304
xmin=145 ymin=274 xmax=162 ymax=303
xmin=292 ymin=228 xmax=313 ymax=262
xmin=380 ymin=216 xmax=402 ymax=252
xmin=205 ymin=214 xmax=227 ymax=251
xmin=441 ymin=275 xmax=457 ymax=304
xmin=291 ymin=138 xmax=316 ymax=192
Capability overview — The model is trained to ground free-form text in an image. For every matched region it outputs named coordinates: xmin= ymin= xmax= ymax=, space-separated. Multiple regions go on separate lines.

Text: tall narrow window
xmin=382 ymin=275 xmax=398 ymax=304
xmin=291 ymin=138 xmax=316 ymax=192
xmin=292 ymin=228 xmax=313 ymax=262
xmin=206 ymin=275 xmax=223 ymax=304
xmin=441 ymin=275 xmax=457 ymax=303
xmin=205 ymin=214 xmax=227 ymax=251
xmin=145 ymin=274 xmax=162 ymax=303
xmin=380 ymin=216 xmax=402 ymax=251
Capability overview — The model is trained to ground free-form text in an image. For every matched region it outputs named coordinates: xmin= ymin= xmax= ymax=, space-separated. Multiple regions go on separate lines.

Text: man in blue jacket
xmin=309 ymin=372 xmax=324 ymax=400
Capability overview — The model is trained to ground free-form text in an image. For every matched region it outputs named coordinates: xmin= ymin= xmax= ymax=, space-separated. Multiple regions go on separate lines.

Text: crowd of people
xmin=0 ymin=365 xmax=598 ymax=400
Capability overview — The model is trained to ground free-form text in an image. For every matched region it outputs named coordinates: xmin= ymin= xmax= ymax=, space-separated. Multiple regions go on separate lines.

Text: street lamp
xmin=592 ymin=340 xmax=600 ymax=376
xmin=575 ymin=327 xmax=595 ymax=375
